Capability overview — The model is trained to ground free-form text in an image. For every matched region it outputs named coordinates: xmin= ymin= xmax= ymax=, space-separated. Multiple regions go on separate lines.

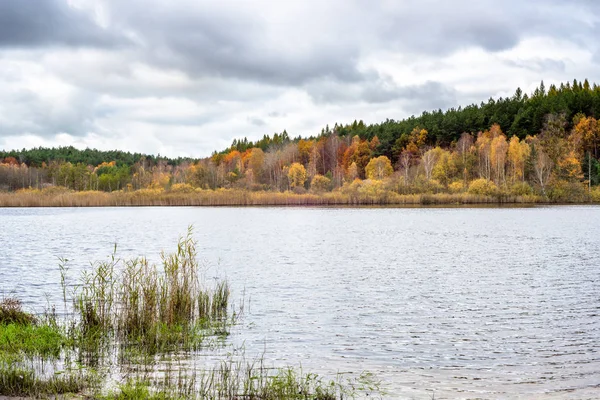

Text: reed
xmin=0 ymin=186 xmax=557 ymax=207
xmin=71 ymin=227 xmax=235 ymax=353
xmin=0 ymin=363 xmax=89 ymax=398
xmin=99 ymin=354 xmax=380 ymax=400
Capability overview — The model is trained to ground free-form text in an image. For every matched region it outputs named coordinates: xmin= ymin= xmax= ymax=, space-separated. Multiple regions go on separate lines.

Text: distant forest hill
xmin=0 ymin=146 xmax=196 ymax=168
xmin=227 ymin=79 xmax=600 ymax=158
xmin=1 ymin=79 xmax=600 ymax=202
xmin=2 ymin=79 xmax=599 ymax=166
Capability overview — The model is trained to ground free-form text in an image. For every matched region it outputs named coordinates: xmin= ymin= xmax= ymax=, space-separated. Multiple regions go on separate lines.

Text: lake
xmin=1 ymin=206 xmax=599 ymax=399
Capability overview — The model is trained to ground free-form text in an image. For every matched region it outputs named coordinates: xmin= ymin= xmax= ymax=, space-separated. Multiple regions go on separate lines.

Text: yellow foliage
xmin=468 ymin=178 xmax=498 ymax=196
xmin=365 ymin=156 xmax=393 ymax=180
xmin=310 ymin=174 xmax=331 ymax=192
xmin=170 ymin=183 xmax=197 ymax=193
xmin=509 ymin=182 xmax=533 ymax=196
xmin=558 ymin=151 xmax=583 ymax=181
xmin=590 ymin=187 xmax=600 ymax=202
xmin=448 ymin=181 xmax=465 ymax=193
xmin=287 ymin=162 xmax=307 ymax=188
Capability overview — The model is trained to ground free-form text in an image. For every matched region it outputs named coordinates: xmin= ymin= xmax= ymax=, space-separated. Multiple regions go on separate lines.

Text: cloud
xmin=247 ymin=117 xmax=267 ymax=127
xmin=0 ymin=0 xmax=123 ymax=48
xmin=1 ymin=0 xmax=600 ymax=157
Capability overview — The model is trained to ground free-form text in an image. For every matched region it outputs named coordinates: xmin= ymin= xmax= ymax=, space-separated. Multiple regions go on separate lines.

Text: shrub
xmin=310 ymin=175 xmax=331 ymax=193
xmin=448 ymin=181 xmax=465 ymax=193
xmin=590 ymin=187 xmax=600 ymax=202
xmin=0 ymin=298 xmax=36 ymax=325
xmin=169 ymin=183 xmax=196 ymax=194
xmin=509 ymin=181 xmax=533 ymax=196
xmin=468 ymin=178 xmax=498 ymax=196
xmin=546 ymin=180 xmax=588 ymax=202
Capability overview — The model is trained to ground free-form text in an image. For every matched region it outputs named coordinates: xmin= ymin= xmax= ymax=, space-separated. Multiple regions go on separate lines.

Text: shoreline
xmin=0 ymin=188 xmax=597 ymax=208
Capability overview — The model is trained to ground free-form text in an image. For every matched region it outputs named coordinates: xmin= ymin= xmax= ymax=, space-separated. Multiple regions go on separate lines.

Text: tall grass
xmin=72 ymin=227 xmax=235 ymax=353
xmin=99 ymin=354 xmax=381 ymax=400
xmin=0 ymin=186 xmax=554 ymax=207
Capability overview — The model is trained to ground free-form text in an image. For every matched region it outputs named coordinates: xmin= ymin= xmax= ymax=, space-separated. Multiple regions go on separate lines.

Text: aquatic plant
xmin=0 ymin=298 xmax=36 ymax=325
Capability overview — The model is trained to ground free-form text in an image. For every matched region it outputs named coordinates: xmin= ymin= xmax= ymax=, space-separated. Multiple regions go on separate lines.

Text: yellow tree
xmin=490 ymin=132 xmax=508 ymax=185
xmin=558 ymin=150 xmax=583 ymax=181
xmin=534 ymin=149 xmax=553 ymax=196
xmin=570 ymin=116 xmax=600 ymax=190
xmin=432 ymin=148 xmax=457 ymax=186
xmin=287 ymin=162 xmax=307 ymax=188
xmin=421 ymin=147 xmax=443 ymax=181
xmin=346 ymin=162 xmax=359 ymax=181
xmin=365 ymin=156 xmax=393 ymax=180
xmin=297 ymin=139 xmax=314 ymax=165
xmin=507 ymin=136 xmax=530 ymax=183
xmin=247 ymin=148 xmax=265 ymax=182
xmin=476 ymin=130 xmax=492 ymax=180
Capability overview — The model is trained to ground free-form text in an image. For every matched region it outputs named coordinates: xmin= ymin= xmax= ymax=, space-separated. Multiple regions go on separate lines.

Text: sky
xmin=0 ymin=0 xmax=599 ymax=158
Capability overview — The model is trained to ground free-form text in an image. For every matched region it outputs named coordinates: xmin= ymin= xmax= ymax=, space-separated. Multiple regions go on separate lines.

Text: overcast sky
xmin=0 ymin=0 xmax=599 ymax=157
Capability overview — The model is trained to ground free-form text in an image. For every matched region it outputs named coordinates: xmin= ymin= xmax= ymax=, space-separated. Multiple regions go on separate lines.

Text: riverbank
xmin=0 ymin=230 xmax=378 ymax=399
xmin=2 ymin=186 xmax=595 ymax=207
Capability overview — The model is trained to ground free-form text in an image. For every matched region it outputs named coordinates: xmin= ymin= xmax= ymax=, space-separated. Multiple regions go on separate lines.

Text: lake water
xmin=1 ymin=206 xmax=599 ymax=399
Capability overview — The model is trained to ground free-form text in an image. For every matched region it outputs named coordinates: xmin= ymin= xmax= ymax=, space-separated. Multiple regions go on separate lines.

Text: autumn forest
xmin=2 ymin=79 xmax=600 ymax=206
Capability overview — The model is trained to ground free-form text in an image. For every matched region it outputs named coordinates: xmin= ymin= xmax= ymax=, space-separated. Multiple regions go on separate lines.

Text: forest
xmin=2 ymin=79 xmax=600 ymax=204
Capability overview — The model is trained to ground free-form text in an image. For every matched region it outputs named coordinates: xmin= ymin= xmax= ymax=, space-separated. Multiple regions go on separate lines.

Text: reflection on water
xmin=1 ymin=206 xmax=599 ymax=399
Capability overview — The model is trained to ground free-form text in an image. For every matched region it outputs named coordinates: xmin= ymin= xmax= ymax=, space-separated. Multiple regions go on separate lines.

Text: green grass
xmin=0 ymin=323 xmax=66 ymax=359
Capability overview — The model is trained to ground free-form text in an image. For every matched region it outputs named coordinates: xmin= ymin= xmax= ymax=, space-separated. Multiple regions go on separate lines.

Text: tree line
xmin=1 ymin=80 xmax=600 ymax=202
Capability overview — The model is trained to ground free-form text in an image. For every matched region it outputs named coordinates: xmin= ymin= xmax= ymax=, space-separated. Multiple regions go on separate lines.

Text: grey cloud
xmin=306 ymin=77 xmax=457 ymax=112
xmin=247 ymin=117 xmax=266 ymax=127
xmin=398 ymin=81 xmax=458 ymax=115
xmin=1 ymin=0 xmax=599 ymax=156
xmin=0 ymin=0 xmax=123 ymax=48
xmin=102 ymin=0 xmax=363 ymax=86
xmin=504 ymin=58 xmax=566 ymax=73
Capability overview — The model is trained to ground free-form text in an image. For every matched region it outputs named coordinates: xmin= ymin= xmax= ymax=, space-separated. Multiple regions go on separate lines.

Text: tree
xmin=533 ymin=148 xmax=553 ymax=196
xmin=571 ymin=115 xmax=600 ymax=190
xmin=310 ymin=174 xmax=331 ymax=192
xmin=421 ymin=148 xmax=441 ymax=180
xmin=287 ymin=162 xmax=307 ymax=188
xmin=346 ymin=162 xmax=359 ymax=181
xmin=248 ymin=148 xmax=265 ymax=183
xmin=490 ymin=132 xmax=508 ymax=184
xmin=365 ymin=156 xmax=393 ymax=180
xmin=476 ymin=130 xmax=492 ymax=180
xmin=507 ymin=136 xmax=530 ymax=183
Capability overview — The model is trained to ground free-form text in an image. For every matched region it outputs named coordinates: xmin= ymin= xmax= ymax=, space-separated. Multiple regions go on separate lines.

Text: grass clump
xmin=99 ymin=359 xmax=377 ymax=400
xmin=0 ymin=297 xmax=37 ymax=325
xmin=72 ymin=226 xmax=235 ymax=353
xmin=0 ymin=323 xmax=66 ymax=358
xmin=0 ymin=363 xmax=89 ymax=398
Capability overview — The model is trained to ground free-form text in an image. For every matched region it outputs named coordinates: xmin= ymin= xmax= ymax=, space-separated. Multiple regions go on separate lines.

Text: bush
xmin=591 ymin=187 xmax=600 ymax=202
xmin=509 ymin=181 xmax=533 ymax=196
xmin=546 ymin=180 xmax=588 ymax=202
xmin=448 ymin=181 xmax=465 ymax=193
xmin=310 ymin=175 xmax=331 ymax=193
xmin=169 ymin=183 xmax=197 ymax=194
xmin=468 ymin=179 xmax=498 ymax=196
